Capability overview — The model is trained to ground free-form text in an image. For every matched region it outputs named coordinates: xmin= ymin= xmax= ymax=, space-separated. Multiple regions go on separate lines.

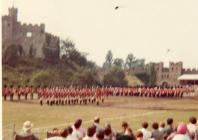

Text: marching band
xmin=2 ymin=85 xmax=195 ymax=106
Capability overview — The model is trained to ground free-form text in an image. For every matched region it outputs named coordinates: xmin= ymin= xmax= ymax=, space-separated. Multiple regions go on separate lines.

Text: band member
xmin=2 ymin=84 xmax=8 ymax=101
xmin=24 ymin=85 xmax=29 ymax=100
xmin=16 ymin=85 xmax=22 ymax=100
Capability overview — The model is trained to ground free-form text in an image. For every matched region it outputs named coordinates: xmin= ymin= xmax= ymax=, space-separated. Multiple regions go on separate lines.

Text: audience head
xmin=189 ymin=116 xmax=197 ymax=124
xmin=142 ymin=122 xmax=149 ymax=129
xmin=22 ymin=121 xmax=33 ymax=133
xmin=160 ymin=122 xmax=165 ymax=128
xmin=67 ymin=126 xmax=73 ymax=134
xmin=122 ymin=121 xmax=128 ymax=132
xmin=104 ymin=126 xmax=112 ymax=136
xmin=74 ymin=118 xmax=82 ymax=129
xmin=135 ymin=131 xmax=143 ymax=140
xmin=152 ymin=122 xmax=159 ymax=130
xmin=52 ymin=128 xmax=59 ymax=134
xmin=167 ymin=118 xmax=173 ymax=126
xmin=61 ymin=128 xmax=68 ymax=138
xmin=94 ymin=117 xmax=100 ymax=124
xmin=96 ymin=130 xmax=104 ymax=140
xmin=87 ymin=126 xmax=96 ymax=137
xmin=177 ymin=123 xmax=187 ymax=135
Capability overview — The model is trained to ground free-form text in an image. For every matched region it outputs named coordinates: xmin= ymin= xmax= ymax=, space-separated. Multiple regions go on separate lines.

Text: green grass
xmin=2 ymin=95 xmax=198 ymax=140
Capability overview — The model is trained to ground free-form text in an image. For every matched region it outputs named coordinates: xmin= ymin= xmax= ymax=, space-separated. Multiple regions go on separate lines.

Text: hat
xmin=22 ymin=121 xmax=33 ymax=132
xmin=177 ymin=123 xmax=187 ymax=134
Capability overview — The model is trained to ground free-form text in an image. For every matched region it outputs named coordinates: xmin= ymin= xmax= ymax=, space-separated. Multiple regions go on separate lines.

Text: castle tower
xmin=2 ymin=7 xmax=18 ymax=47
xmin=9 ymin=7 xmax=18 ymax=22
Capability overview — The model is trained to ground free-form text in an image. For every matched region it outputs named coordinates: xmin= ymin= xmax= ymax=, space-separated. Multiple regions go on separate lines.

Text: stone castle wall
xmin=2 ymin=7 xmax=59 ymax=58
xmin=154 ymin=62 xmax=183 ymax=86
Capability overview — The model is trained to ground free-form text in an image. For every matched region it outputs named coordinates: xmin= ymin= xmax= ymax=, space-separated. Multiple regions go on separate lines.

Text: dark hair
xmin=94 ymin=117 xmax=100 ymax=123
xmin=152 ymin=122 xmax=159 ymax=130
xmin=142 ymin=122 xmax=148 ymax=129
xmin=96 ymin=130 xmax=104 ymax=140
xmin=189 ymin=116 xmax=197 ymax=124
xmin=67 ymin=126 xmax=73 ymax=134
xmin=74 ymin=119 xmax=82 ymax=129
xmin=87 ymin=126 xmax=95 ymax=137
xmin=160 ymin=122 xmax=165 ymax=128
xmin=167 ymin=118 xmax=173 ymax=125
xmin=136 ymin=131 xmax=143 ymax=138
xmin=122 ymin=121 xmax=128 ymax=128
xmin=61 ymin=128 xmax=68 ymax=138
xmin=104 ymin=126 xmax=112 ymax=136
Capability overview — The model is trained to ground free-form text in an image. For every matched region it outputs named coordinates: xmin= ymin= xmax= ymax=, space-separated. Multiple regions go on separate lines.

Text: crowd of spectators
xmin=14 ymin=116 xmax=198 ymax=140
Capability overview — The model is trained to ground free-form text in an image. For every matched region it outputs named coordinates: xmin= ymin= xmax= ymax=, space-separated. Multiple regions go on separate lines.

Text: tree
xmin=103 ymin=67 xmax=128 ymax=87
xmin=60 ymin=38 xmax=75 ymax=59
xmin=125 ymin=53 xmax=135 ymax=69
xmin=60 ymin=39 xmax=88 ymax=67
xmin=113 ymin=58 xmax=124 ymax=68
xmin=103 ymin=50 xmax=113 ymax=70
xmin=72 ymin=68 xmax=100 ymax=87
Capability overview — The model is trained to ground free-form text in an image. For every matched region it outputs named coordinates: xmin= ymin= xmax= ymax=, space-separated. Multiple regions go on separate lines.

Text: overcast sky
xmin=2 ymin=0 xmax=198 ymax=68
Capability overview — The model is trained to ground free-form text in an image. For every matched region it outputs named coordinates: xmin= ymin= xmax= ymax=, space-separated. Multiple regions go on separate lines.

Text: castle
xmin=127 ymin=61 xmax=198 ymax=86
xmin=2 ymin=7 xmax=60 ymax=58
xmin=154 ymin=62 xmax=198 ymax=86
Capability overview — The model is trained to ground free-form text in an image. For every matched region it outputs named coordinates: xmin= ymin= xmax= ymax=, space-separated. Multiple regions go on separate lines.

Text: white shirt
xmin=82 ymin=136 xmax=96 ymax=140
xmin=173 ymin=134 xmax=190 ymax=140
xmin=187 ymin=123 xmax=197 ymax=134
xmin=46 ymin=136 xmax=65 ymax=140
xmin=66 ymin=134 xmax=78 ymax=140
xmin=72 ymin=129 xmax=84 ymax=140
xmin=139 ymin=128 xmax=152 ymax=140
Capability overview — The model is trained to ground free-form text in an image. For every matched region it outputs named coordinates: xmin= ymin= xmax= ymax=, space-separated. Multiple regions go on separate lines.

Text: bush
xmin=31 ymin=70 xmax=54 ymax=86
xmin=103 ymin=67 xmax=128 ymax=87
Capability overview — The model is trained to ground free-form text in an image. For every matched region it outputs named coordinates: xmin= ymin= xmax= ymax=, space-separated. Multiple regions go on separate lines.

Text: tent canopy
xmin=178 ymin=74 xmax=198 ymax=81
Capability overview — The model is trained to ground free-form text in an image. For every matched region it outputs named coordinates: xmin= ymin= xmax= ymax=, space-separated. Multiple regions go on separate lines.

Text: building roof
xmin=178 ymin=74 xmax=198 ymax=81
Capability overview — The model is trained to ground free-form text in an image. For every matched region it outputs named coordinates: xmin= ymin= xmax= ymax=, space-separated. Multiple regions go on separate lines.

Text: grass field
xmin=2 ymin=94 xmax=198 ymax=140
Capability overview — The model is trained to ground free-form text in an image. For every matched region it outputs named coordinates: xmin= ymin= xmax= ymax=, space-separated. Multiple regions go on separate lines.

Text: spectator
xmin=125 ymin=128 xmax=136 ymax=140
xmin=151 ymin=122 xmax=163 ymax=140
xmin=67 ymin=126 xmax=78 ymax=140
xmin=61 ymin=128 xmax=68 ymax=139
xmin=173 ymin=123 xmax=190 ymax=140
xmin=94 ymin=117 xmax=102 ymax=133
xmin=166 ymin=126 xmax=178 ymax=140
xmin=96 ymin=130 xmax=104 ymax=140
xmin=82 ymin=126 xmax=96 ymax=140
xmin=72 ymin=119 xmax=85 ymax=140
xmin=165 ymin=118 xmax=174 ymax=136
xmin=121 ymin=122 xmax=129 ymax=134
xmin=187 ymin=116 xmax=197 ymax=135
xmin=17 ymin=121 xmax=39 ymax=140
xmin=135 ymin=131 xmax=143 ymax=140
xmin=159 ymin=122 xmax=166 ymax=134
xmin=104 ymin=124 xmax=116 ymax=140
xmin=139 ymin=121 xmax=152 ymax=140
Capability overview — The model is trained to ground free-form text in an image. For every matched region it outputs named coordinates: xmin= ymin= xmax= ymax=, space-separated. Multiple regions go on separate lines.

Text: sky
xmin=1 ymin=0 xmax=198 ymax=68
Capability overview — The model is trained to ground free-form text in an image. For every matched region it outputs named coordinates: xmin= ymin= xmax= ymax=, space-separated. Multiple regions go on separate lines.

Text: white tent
xmin=178 ymin=74 xmax=198 ymax=80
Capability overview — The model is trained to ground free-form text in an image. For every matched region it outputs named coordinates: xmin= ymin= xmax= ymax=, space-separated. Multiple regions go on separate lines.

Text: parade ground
xmin=2 ymin=94 xmax=198 ymax=139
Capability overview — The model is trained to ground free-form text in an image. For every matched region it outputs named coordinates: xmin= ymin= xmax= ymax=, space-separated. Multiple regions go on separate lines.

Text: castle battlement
xmin=183 ymin=68 xmax=198 ymax=74
xmin=2 ymin=7 xmax=59 ymax=59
